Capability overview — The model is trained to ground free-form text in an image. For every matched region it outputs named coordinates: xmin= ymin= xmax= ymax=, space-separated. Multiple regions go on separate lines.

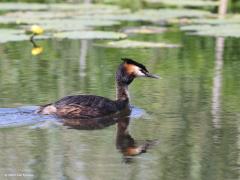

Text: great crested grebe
xmin=37 ymin=58 xmax=158 ymax=118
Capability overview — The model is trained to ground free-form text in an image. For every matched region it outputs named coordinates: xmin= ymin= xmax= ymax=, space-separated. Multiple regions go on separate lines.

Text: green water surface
xmin=0 ymin=29 xmax=239 ymax=180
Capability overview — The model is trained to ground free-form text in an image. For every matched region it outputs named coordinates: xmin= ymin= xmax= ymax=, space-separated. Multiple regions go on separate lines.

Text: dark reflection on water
xmin=61 ymin=108 xmax=132 ymax=131
xmin=61 ymin=108 xmax=157 ymax=163
xmin=116 ymin=116 xmax=158 ymax=163
xmin=0 ymin=31 xmax=239 ymax=180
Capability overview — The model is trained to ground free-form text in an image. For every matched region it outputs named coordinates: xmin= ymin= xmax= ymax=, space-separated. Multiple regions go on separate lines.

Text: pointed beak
xmin=145 ymin=72 xmax=160 ymax=79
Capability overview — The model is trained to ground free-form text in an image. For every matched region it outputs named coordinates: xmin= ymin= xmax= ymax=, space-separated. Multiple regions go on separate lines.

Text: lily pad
xmin=3 ymin=11 xmax=70 ymax=19
xmin=30 ymin=19 xmax=120 ymax=32
xmin=0 ymin=3 xmax=48 ymax=11
xmin=0 ymin=16 xmax=20 ymax=24
xmin=137 ymin=9 xmax=212 ymax=21
xmin=40 ymin=18 xmax=119 ymax=27
xmin=0 ymin=3 xmax=214 ymax=43
xmin=111 ymin=9 xmax=212 ymax=23
xmin=3 ymin=5 xmax=130 ymax=19
xmin=0 ymin=29 xmax=47 ymax=43
xmin=53 ymin=31 xmax=127 ymax=40
xmin=121 ymin=26 xmax=166 ymax=34
xmin=181 ymin=24 xmax=240 ymax=37
xmin=49 ymin=3 xmax=129 ymax=15
xmin=190 ymin=17 xmax=240 ymax=25
xmin=84 ymin=8 xmax=212 ymax=23
xmin=0 ymin=8 xmax=212 ymax=25
xmin=0 ymin=17 xmax=121 ymax=32
xmin=0 ymin=28 xmax=49 ymax=43
xmin=0 ymin=13 xmax=122 ymax=32
xmin=144 ymin=0 xmax=219 ymax=7
xmin=97 ymin=39 xmax=181 ymax=48
xmin=0 ymin=3 xmax=125 ymax=12
xmin=0 ymin=29 xmax=29 ymax=43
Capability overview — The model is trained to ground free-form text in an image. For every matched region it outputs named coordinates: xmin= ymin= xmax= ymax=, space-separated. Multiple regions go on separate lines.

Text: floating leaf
xmin=97 ymin=39 xmax=181 ymax=48
xmin=54 ymin=31 xmax=127 ymax=40
xmin=0 ymin=2 xmax=214 ymax=42
xmin=3 ymin=11 xmax=69 ymax=19
xmin=180 ymin=16 xmax=240 ymax=37
xmin=144 ymin=0 xmax=219 ymax=7
xmin=190 ymin=17 xmax=240 ymax=25
xmin=2 ymin=6 xmax=130 ymax=19
xmin=137 ymin=9 xmax=212 ymax=22
xmin=0 ymin=16 xmax=26 ymax=24
xmin=181 ymin=24 xmax=240 ymax=37
xmin=85 ymin=9 xmax=212 ymax=23
xmin=0 ymin=3 xmax=125 ymax=12
xmin=0 ymin=29 xmax=48 ymax=43
xmin=0 ymin=8 xmax=212 ymax=26
xmin=103 ymin=9 xmax=212 ymax=23
xmin=122 ymin=26 xmax=166 ymax=34
xmin=36 ymin=19 xmax=120 ymax=31
xmin=49 ymin=3 xmax=128 ymax=14
xmin=0 ymin=15 xmax=121 ymax=32
xmin=0 ymin=3 xmax=48 ymax=11
xmin=0 ymin=29 xmax=29 ymax=43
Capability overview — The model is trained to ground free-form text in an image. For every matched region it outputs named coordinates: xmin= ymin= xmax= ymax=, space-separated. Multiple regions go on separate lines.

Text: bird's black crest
xmin=121 ymin=58 xmax=148 ymax=72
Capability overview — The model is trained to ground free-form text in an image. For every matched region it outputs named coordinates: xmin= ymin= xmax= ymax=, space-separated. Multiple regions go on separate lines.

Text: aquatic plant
xmin=144 ymin=0 xmax=219 ymax=8
xmin=181 ymin=24 xmax=240 ymax=37
xmin=53 ymin=31 xmax=127 ymax=40
xmin=97 ymin=39 xmax=181 ymax=48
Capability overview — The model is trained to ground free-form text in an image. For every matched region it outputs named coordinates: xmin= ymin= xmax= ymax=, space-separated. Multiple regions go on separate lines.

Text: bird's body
xmin=37 ymin=58 xmax=158 ymax=119
xmin=38 ymin=95 xmax=129 ymax=118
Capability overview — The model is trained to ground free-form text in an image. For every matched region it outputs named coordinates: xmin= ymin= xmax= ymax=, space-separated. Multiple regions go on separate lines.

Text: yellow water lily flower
xmin=31 ymin=25 xmax=44 ymax=35
xmin=31 ymin=46 xmax=43 ymax=56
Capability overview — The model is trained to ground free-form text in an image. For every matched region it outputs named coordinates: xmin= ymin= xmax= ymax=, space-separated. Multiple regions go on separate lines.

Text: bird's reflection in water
xmin=116 ymin=116 xmax=157 ymax=163
xmin=61 ymin=109 xmax=157 ymax=162
xmin=62 ymin=109 xmax=131 ymax=130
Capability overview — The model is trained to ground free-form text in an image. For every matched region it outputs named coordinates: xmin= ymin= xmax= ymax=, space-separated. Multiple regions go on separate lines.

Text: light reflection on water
xmin=0 ymin=31 xmax=239 ymax=180
xmin=0 ymin=106 xmax=54 ymax=128
xmin=0 ymin=106 xmax=145 ymax=129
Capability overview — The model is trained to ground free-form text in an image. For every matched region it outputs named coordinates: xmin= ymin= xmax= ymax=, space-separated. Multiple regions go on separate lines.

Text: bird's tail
xmin=35 ymin=104 xmax=57 ymax=115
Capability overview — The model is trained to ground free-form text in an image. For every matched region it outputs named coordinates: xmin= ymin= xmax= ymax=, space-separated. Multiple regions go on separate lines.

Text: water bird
xmin=37 ymin=58 xmax=159 ymax=118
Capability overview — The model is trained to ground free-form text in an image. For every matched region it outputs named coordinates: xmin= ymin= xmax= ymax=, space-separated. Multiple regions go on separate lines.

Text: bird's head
xmin=116 ymin=58 xmax=159 ymax=85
